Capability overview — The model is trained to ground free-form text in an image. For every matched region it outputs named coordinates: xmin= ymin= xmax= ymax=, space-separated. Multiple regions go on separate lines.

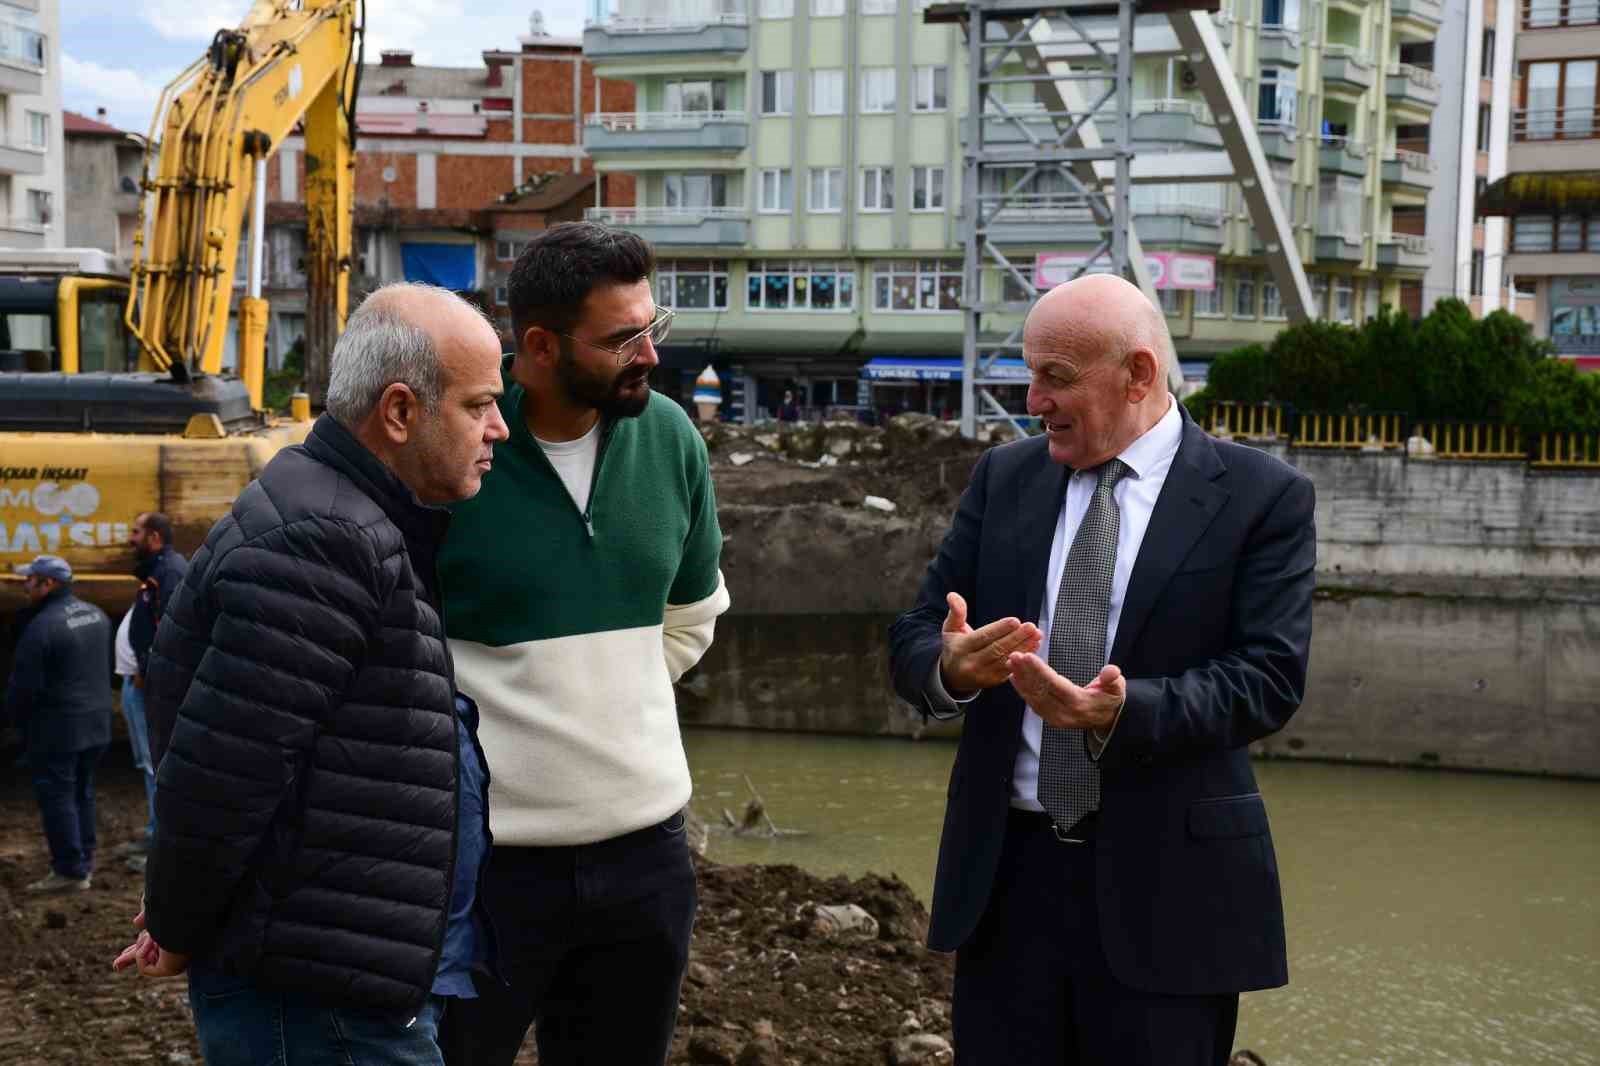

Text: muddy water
xmin=683 ymin=728 xmax=1600 ymax=1065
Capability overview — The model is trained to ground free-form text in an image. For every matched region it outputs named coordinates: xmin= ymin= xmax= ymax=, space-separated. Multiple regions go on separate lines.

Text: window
xmin=759 ymin=169 xmax=793 ymax=213
xmin=1477 ymin=104 xmax=1492 ymax=151
xmin=1470 ymin=250 xmax=1485 ymax=297
xmin=1481 ymin=29 xmax=1495 ymax=79
xmin=1258 ymin=67 xmax=1296 ymax=126
xmin=1261 ymin=0 xmax=1299 ymax=31
xmin=860 ymin=68 xmax=896 ymax=114
xmin=1157 ymin=289 xmax=1182 ymax=315
xmin=1000 ymin=259 xmax=1037 ymax=302
xmin=1317 ymin=174 xmax=1364 ymax=241
xmin=911 ymin=166 xmax=945 ymax=211
xmin=811 ymin=0 xmax=844 ymax=13
xmin=1475 ymin=175 xmax=1488 ymax=205
xmin=1311 ymin=274 xmax=1331 ymax=319
xmin=759 ymin=0 xmax=793 ymax=16
xmin=1195 ymin=278 xmax=1224 ymax=317
xmin=861 ymin=166 xmax=894 ymax=211
xmin=872 ymin=259 xmax=963 ymax=311
xmin=760 ymin=70 xmax=794 ymax=116
xmin=1520 ymin=59 xmax=1598 ymax=139
xmin=747 ymin=260 xmax=855 ymax=311
xmin=1234 ymin=271 xmax=1257 ymax=318
xmin=1333 ymin=277 xmax=1355 ymax=322
xmin=861 ymin=0 xmax=897 ymax=12
xmin=913 ymin=66 xmax=948 ymax=112
xmin=809 ymin=167 xmax=844 ymax=213
xmin=1262 ymin=278 xmax=1285 ymax=319
xmin=665 ymin=79 xmax=727 ymax=113
xmin=494 ymin=285 xmax=508 ymax=306
xmin=495 ymin=239 xmax=523 ymax=261
xmin=27 ymin=189 xmax=51 ymax=226
xmin=664 ymin=172 xmax=730 ymax=209
xmin=1513 ymin=215 xmax=1554 ymax=251
xmin=811 ymin=69 xmax=844 ymax=115
xmin=657 ymin=260 xmax=730 ymax=310
xmin=25 ymin=111 xmax=47 ymax=150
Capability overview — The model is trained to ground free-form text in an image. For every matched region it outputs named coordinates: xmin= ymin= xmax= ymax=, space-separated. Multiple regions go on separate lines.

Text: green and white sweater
xmin=440 ymin=370 xmax=730 ymax=846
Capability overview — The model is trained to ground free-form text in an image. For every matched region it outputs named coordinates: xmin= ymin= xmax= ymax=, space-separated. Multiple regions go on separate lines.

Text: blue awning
xmin=400 ymin=242 xmax=476 ymax=290
xmin=861 ymin=356 xmax=1029 ymax=382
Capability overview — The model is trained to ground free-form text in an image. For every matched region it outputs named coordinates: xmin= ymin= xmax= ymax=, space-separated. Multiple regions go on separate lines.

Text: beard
xmin=555 ymin=344 xmax=651 ymax=419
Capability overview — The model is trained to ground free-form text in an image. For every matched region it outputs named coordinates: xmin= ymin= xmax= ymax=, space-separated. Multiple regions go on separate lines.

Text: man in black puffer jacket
xmin=113 ymin=283 xmax=509 ymax=1066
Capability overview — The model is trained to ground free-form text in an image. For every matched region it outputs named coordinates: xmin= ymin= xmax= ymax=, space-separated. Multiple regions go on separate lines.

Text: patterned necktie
xmin=1037 ymin=458 xmax=1129 ymax=832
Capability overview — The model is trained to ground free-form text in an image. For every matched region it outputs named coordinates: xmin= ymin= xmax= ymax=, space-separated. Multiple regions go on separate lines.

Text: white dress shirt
xmin=928 ymin=396 xmax=1183 ymax=811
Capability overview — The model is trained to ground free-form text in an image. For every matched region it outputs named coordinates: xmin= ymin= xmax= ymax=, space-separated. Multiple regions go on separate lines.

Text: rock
xmin=736 ymin=1036 xmax=783 ymax=1066
xmin=899 ymin=1010 xmax=923 ymax=1033
xmin=729 ymin=451 xmax=755 ymax=466
xmin=888 ymin=1032 xmax=953 ymax=1064
xmin=686 ymin=960 xmax=718 ymax=987
xmin=862 ymin=495 xmax=897 ymax=514
xmin=806 ymin=902 xmax=880 ymax=939
xmin=687 ymin=1030 xmax=741 ymax=1065
xmin=1406 ymin=434 xmax=1436 ymax=458
xmin=1229 ymin=1052 xmax=1268 ymax=1066
xmin=751 ymin=1019 xmax=776 ymax=1040
xmin=753 ymin=433 xmax=782 ymax=453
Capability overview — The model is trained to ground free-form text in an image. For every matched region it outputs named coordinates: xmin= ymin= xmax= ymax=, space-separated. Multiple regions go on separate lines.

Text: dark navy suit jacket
xmin=889 ymin=408 xmax=1316 ymax=995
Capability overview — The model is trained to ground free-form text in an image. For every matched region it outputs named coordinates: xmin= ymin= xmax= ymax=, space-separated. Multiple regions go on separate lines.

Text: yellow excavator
xmin=0 ymin=0 xmax=362 ymax=627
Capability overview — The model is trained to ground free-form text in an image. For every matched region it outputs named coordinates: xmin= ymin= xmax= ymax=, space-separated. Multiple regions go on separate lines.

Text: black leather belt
xmin=1008 ymin=807 xmax=1098 ymax=844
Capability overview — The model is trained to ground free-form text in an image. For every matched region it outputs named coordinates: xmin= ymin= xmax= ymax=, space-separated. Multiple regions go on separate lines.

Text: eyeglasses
xmin=552 ymin=306 xmax=675 ymax=367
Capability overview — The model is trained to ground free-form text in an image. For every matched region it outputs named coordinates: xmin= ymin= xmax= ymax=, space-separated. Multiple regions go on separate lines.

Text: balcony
xmin=1258 ymin=27 xmax=1302 ymax=67
xmin=1520 ymin=0 xmax=1600 ymax=30
xmin=583 ymin=111 xmax=748 ymax=154
xmin=584 ymin=205 xmax=748 ymax=246
xmin=1131 ymin=206 xmax=1225 ymax=250
xmin=1381 ymin=148 xmax=1437 ymax=196
xmin=1510 ymin=107 xmax=1599 ymax=170
xmin=0 ymin=140 xmax=45 ymax=177
xmin=1315 ymin=232 xmax=1367 ymax=263
xmin=1322 ymin=46 xmax=1377 ymax=97
xmin=1258 ymin=122 xmax=1299 ymax=161
xmin=583 ymin=14 xmax=748 ymax=59
xmin=962 ymin=99 xmax=1221 ymax=150
xmin=0 ymin=19 xmax=45 ymax=95
xmin=1132 ymin=99 xmax=1221 ymax=148
xmin=1376 ymin=232 xmax=1431 ymax=272
xmin=1386 ymin=64 xmax=1440 ymax=121
xmin=1318 ymin=135 xmax=1369 ymax=177
xmin=1391 ymin=0 xmax=1444 ymax=40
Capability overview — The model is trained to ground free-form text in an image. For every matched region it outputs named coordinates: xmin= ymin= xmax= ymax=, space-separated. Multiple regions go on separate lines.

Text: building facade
xmin=582 ymin=0 xmax=1444 ymax=420
xmin=1490 ymin=0 xmax=1600 ymax=361
xmin=238 ymin=20 xmax=634 ymax=368
xmin=0 ymin=0 xmax=62 ymax=250
xmin=62 ymin=109 xmax=142 ymax=259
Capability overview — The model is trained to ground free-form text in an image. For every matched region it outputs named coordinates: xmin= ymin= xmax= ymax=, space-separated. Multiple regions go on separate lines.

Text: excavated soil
xmin=0 ymin=763 xmax=954 ymax=1066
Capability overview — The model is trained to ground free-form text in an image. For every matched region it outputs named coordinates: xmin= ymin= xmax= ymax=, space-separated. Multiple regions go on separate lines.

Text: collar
xmin=1101 ymin=395 xmax=1181 ymax=481
xmin=302 ymin=414 xmax=451 ymax=548
xmin=134 ymin=544 xmax=173 ymax=580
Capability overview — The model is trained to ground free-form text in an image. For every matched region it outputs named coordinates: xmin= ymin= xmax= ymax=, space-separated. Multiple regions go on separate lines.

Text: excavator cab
xmin=0 ymin=249 xmax=140 ymax=375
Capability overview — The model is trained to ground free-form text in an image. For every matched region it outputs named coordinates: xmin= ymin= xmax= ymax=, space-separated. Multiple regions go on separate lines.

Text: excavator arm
xmin=126 ymin=0 xmax=362 ymax=409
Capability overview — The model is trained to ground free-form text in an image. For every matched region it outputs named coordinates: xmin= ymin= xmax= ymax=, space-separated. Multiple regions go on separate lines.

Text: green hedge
xmin=1188 ymin=299 xmax=1600 ymax=434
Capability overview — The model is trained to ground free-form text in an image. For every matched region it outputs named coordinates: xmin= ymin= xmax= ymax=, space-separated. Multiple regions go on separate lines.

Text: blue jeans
xmin=189 ymin=963 xmax=448 ymax=1066
xmin=119 ymin=676 xmax=157 ymax=837
xmin=30 ymin=746 xmax=105 ymax=879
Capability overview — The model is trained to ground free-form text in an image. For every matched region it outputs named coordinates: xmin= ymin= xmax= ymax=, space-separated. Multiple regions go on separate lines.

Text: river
xmin=682 ymin=727 xmax=1600 ymax=1065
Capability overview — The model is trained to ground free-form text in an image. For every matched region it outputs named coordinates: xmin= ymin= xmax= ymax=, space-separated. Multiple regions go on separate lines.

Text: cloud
xmin=61 ymin=53 xmax=176 ymax=134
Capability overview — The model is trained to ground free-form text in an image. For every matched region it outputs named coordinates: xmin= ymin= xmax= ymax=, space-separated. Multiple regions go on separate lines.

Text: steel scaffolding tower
xmin=931 ymin=0 xmax=1314 ymax=438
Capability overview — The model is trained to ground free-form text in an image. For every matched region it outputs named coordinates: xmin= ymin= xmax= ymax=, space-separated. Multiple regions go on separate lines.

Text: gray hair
xmin=325 ymin=283 xmax=458 ymax=426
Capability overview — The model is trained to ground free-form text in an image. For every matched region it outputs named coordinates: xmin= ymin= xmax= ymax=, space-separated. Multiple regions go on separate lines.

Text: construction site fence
xmin=1206 ymin=401 xmax=1600 ymax=471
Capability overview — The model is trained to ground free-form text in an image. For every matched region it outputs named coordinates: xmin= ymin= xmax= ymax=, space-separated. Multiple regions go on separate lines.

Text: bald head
xmin=1022 ymin=273 xmax=1176 ymax=469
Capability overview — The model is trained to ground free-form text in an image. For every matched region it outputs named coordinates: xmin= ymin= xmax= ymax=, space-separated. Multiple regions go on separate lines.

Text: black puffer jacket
xmin=144 ymin=415 xmax=458 ymax=1013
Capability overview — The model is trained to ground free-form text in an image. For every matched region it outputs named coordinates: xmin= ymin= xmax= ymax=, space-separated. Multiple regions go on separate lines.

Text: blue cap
xmin=18 ymin=555 xmax=72 ymax=583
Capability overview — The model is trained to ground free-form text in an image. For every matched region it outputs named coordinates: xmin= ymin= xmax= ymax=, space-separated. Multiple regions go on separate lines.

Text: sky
xmin=61 ymin=1 xmax=589 ymax=134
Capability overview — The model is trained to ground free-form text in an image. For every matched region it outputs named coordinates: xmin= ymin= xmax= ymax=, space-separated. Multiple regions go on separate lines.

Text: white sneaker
xmin=24 ymin=871 xmax=91 ymax=894
xmin=113 ymin=839 xmax=151 ymax=856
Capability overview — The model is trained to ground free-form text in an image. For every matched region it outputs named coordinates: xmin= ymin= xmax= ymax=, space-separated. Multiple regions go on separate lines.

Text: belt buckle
xmin=1050 ymin=821 xmax=1089 ymax=845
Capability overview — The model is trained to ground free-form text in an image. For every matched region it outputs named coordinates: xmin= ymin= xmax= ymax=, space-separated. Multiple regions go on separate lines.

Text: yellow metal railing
xmin=1209 ymin=401 xmax=1287 ymax=440
xmin=1410 ymin=421 xmax=1527 ymax=459
xmin=1295 ymin=411 xmax=1406 ymax=450
xmin=1533 ymin=431 xmax=1600 ymax=469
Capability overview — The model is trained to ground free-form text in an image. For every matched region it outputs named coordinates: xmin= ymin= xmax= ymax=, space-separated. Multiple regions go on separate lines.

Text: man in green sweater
xmin=436 ymin=222 xmax=729 ymax=1066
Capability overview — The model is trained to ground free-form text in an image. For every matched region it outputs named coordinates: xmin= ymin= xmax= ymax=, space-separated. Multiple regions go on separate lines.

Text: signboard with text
xmin=1035 ymin=251 xmax=1217 ymax=291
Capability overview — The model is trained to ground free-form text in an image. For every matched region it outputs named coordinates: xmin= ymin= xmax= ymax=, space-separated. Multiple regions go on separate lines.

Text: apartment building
xmin=0 ymin=0 xmax=62 ymax=250
xmin=62 ymin=108 xmax=142 ymax=259
xmin=1478 ymin=0 xmax=1599 ymax=362
xmin=240 ymin=19 xmax=634 ymax=367
xmin=582 ymin=0 xmax=1444 ymax=419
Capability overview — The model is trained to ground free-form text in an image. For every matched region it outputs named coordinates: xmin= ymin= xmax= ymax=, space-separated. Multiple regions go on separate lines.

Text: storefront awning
xmin=1477 ymin=171 xmax=1600 ymax=217
xmin=861 ymin=356 xmax=1029 ymax=382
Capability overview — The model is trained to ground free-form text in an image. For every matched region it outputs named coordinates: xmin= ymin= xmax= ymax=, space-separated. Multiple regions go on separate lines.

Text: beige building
xmin=0 ymin=0 xmax=62 ymax=250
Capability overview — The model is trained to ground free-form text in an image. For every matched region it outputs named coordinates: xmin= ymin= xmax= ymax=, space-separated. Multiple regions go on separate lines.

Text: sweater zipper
xmin=525 ymin=417 xmax=616 ymax=540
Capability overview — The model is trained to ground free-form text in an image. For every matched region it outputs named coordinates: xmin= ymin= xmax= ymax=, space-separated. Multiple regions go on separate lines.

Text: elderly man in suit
xmin=889 ymin=273 xmax=1316 ymax=1065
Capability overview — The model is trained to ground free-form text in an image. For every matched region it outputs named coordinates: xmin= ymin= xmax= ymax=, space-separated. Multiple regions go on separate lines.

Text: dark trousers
xmin=30 ymin=745 xmax=106 ymax=879
xmin=440 ymin=813 xmax=697 ymax=1066
xmin=953 ymin=810 xmax=1239 ymax=1066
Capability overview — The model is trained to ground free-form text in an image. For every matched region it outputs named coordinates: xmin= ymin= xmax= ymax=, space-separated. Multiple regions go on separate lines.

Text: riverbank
xmin=702 ymin=418 xmax=1600 ymax=778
